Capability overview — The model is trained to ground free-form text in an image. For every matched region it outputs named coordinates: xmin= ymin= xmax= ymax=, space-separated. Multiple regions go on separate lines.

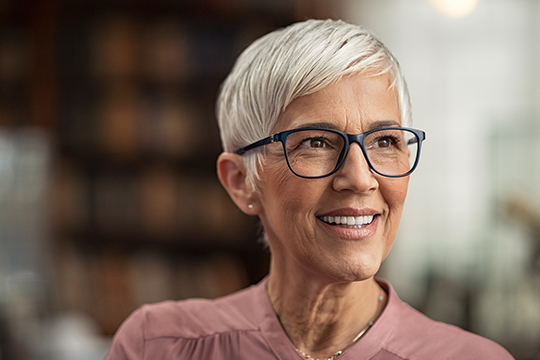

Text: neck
xmin=267 ymin=262 xmax=385 ymax=359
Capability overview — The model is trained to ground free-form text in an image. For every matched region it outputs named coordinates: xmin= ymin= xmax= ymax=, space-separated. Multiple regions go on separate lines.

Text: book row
xmin=53 ymin=162 xmax=251 ymax=243
xmin=54 ymin=246 xmax=251 ymax=335
xmin=60 ymin=87 xmax=216 ymax=161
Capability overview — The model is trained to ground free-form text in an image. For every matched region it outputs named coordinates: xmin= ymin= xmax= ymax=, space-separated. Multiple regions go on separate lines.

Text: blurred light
xmin=429 ymin=0 xmax=479 ymax=18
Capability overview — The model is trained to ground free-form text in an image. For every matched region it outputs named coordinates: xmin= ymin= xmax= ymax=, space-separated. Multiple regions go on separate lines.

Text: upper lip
xmin=317 ymin=207 xmax=379 ymax=217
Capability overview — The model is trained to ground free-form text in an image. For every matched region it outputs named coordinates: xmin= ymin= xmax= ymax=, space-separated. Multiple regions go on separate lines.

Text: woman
xmin=105 ymin=19 xmax=514 ymax=360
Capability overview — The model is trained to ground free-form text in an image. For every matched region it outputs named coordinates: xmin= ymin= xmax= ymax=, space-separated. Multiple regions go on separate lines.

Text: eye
xmin=372 ymin=136 xmax=396 ymax=148
xmin=301 ymin=137 xmax=328 ymax=148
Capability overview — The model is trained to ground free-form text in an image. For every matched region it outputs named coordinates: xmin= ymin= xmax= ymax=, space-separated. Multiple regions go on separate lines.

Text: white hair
xmin=216 ymin=19 xmax=411 ymax=189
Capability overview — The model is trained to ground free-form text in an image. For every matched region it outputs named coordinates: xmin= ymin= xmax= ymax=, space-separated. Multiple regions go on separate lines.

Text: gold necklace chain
xmin=295 ymin=291 xmax=385 ymax=360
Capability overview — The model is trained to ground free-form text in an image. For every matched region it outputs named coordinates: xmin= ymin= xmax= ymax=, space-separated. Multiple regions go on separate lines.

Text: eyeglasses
xmin=235 ymin=127 xmax=426 ymax=179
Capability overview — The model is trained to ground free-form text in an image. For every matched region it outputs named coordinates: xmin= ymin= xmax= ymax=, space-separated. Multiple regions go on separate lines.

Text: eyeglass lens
xmin=284 ymin=129 xmax=419 ymax=178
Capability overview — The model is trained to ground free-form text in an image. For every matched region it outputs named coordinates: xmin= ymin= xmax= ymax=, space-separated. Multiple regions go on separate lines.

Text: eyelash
xmin=300 ymin=136 xmax=332 ymax=147
xmin=371 ymin=135 xmax=400 ymax=148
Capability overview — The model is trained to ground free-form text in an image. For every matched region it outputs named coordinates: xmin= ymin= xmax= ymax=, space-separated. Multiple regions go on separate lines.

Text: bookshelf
xmin=2 ymin=0 xmax=340 ymax=337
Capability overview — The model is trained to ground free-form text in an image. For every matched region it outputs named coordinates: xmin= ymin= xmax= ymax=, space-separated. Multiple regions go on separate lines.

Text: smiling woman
xmin=104 ymin=19 xmax=514 ymax=360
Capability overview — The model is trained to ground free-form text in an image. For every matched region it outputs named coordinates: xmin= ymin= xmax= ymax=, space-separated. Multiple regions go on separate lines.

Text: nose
xmin=332 ymin=143 xmax=379 ymax=193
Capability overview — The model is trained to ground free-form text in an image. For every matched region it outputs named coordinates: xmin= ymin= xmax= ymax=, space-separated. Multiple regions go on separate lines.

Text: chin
xmin=351 ymin=252 xmax=386 ymax=279
xmin=351 ymin=267 xmax=381 ymax=283
xmin=324 ymin=256 xmax=383 ymax=284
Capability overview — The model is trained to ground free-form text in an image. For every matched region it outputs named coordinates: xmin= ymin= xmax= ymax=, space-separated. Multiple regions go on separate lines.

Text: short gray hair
xmin=216 ymin=19 xmax=411 ymax=188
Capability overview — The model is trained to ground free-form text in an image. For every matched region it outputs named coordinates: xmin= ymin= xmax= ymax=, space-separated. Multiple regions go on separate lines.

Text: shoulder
xmin=387 ymin=301 xmax=514 ymax=360
xmin=133 ymin=283 xmax=262 ymax=340
xmin=143 ymin=285 xmax=261 ymax=339
xmin=104 ymin=282 xmax=265 ymax=360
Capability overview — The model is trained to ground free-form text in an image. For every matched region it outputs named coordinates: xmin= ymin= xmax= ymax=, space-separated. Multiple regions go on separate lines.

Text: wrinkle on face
xmin=274 ymin=74 xmax=399 ymax=135
xmin=258 ymin=73 xmax=407 ymax=286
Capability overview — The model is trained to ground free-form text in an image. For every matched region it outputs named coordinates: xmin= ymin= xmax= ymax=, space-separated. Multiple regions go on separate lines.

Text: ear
xmin=217 ymin=152 xmax=260 ymax=215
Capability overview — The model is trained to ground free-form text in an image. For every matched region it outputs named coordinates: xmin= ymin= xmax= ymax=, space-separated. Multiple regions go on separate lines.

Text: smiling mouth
xmin=318 ymin=215 xmax=377 ymax=229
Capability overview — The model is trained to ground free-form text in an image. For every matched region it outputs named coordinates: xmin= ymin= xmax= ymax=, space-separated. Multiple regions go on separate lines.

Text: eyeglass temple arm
xmin=235 ymin=136 xmax=276 ymax=155
xmin=407 ymin=131 xmax=426 ymax=145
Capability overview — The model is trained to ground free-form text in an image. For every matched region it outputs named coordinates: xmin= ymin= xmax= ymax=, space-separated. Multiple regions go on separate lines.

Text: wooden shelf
xmin=2 ymin=0 xmax=339 ymax=338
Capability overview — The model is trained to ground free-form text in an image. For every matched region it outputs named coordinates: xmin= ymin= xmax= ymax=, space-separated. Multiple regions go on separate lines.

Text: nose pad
xmin=345 ymin=144 xmax=372 ymax=172
xmin=332 ymin=143 xmax=378 ymax=192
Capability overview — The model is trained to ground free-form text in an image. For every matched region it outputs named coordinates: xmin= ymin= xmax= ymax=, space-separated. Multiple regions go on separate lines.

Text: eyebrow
xmin=366 ymin=120 xmax=401 ymax=130
xmin=290 ymin=122 xmax=338 ymax=130
xmin=289 ymin=120 xmax=401 ymax=132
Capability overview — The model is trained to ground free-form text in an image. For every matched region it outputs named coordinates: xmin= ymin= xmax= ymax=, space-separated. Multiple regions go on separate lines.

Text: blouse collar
xmin=253 ymin=277 xmax=403 ymax=360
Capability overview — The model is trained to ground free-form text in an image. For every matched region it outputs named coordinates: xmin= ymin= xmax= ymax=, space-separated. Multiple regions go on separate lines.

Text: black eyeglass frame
xmin=235 ymin=127 xmax=426 ymax=179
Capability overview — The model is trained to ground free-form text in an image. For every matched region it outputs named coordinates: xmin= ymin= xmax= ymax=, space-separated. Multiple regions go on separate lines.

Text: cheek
xmin=263 ymin=160 xmax=293 ymax=202
xmin=381 ymin=177 xmax=409 ymax=235
xmin=385 ymin=177 xmax=409 ymax=210
xmin=259 ymin=160 xmax=326 ymax=233
xmin=260 ymin=160 xmax=304 ymax=220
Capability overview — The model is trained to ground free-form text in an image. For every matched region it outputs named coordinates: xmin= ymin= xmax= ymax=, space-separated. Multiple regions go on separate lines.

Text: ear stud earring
xmin=248 ymin=204 xmax=254 ymax=209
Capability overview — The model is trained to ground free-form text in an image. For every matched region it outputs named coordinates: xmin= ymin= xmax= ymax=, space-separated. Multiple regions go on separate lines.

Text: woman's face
xmin=257 ymin=74 xmax=409 ymax=284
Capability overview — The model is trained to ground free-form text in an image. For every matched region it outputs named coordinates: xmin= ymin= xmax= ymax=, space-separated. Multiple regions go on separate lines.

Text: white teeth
xmin=320 ymin=215 xmax=374 ymax=227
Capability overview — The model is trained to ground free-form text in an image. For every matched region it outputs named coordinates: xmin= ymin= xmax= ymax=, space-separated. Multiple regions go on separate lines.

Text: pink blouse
xmin=105 ymin=278 xmax=514 ymax=360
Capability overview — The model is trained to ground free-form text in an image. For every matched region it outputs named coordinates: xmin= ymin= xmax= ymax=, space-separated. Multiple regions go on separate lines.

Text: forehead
xmin=274 ymin=74 xmax=400 ymax=133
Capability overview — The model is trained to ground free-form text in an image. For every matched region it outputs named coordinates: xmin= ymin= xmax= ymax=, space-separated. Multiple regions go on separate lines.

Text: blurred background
xmin=0 ymin=0 xmax=539 ymax=359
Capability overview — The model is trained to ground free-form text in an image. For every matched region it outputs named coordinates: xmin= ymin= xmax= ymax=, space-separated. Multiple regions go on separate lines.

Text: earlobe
xmin=216 ymin=152 xmax=259 ymax=214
